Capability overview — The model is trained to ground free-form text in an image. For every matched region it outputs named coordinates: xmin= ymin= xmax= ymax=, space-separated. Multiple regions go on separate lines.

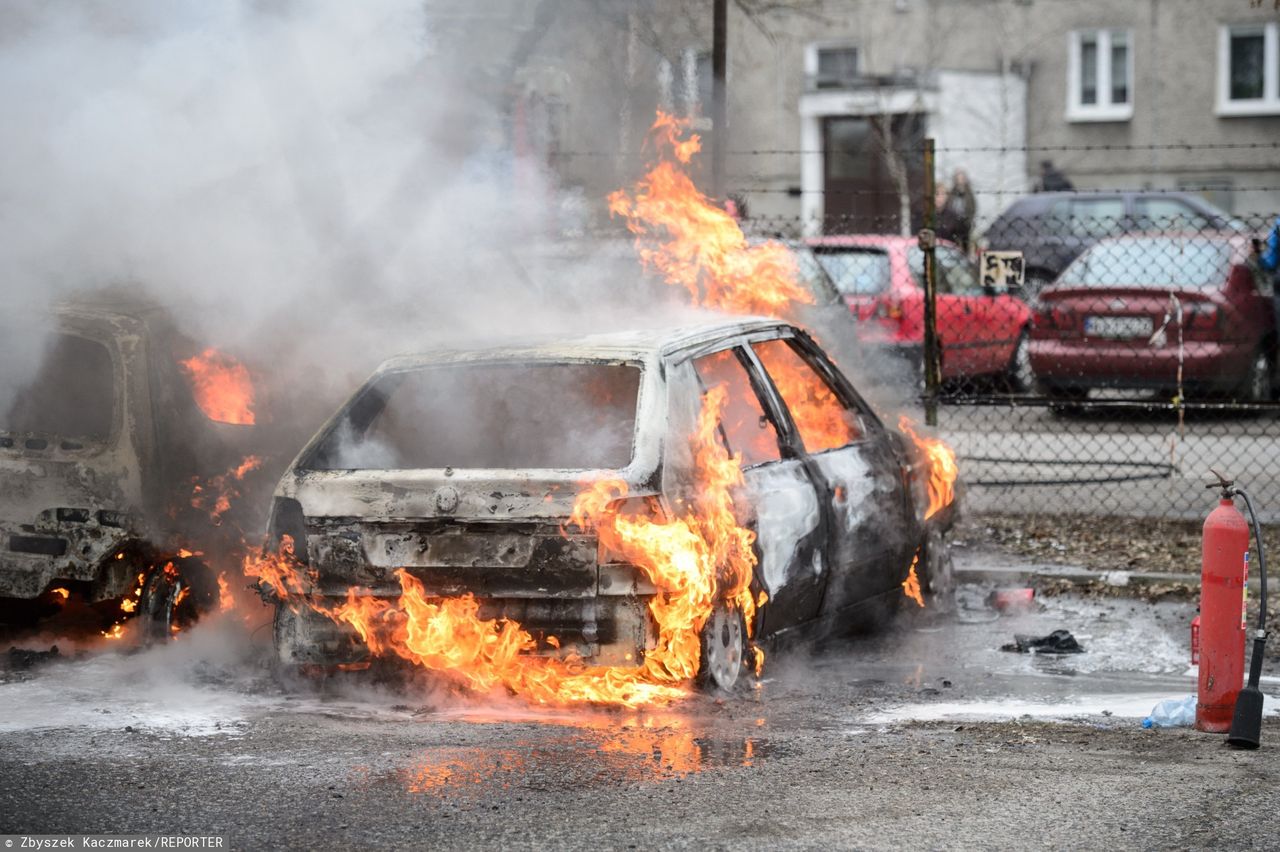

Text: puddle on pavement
xmin=360 ymin=710 xmax=780 ymax=795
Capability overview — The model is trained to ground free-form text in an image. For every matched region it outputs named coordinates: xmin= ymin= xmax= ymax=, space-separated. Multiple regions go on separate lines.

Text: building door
xmin=822 ymin=113 xmax=924 ymax=235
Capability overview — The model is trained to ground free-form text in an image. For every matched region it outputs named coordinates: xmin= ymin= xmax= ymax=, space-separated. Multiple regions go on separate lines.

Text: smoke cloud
xmin=0 ymin=0 xmax=666 ymax=423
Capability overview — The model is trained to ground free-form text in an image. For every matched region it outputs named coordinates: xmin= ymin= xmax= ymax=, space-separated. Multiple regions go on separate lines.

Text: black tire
xmin=1237 ymin=349 xmax=1273 ymax=404
xmin=1004 ymin=330 xmax=1035 ymax=393
xmin=1024 ymin=271 xmax=1054 ymax=300
xmin=696 ymin=602 xmax=747 ymax=693
xmin=138 ymin=556 xmax=217 ymax=643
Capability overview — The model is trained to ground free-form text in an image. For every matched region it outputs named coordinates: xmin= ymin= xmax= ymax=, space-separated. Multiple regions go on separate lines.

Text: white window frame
xmin=804 ymin=42 xmax=860 ymax=91
xmin=1066 ymin=29 xmax=1134 ymax=123
xmin=1217 ymin=23 xmax=1280 ymax=117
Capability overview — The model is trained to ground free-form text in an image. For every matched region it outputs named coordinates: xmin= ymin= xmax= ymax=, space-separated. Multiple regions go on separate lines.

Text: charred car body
xmin=0 ymin=297 xmax=256 ymax=637
xmin=267 ymin=318 xmax=954 ymax=688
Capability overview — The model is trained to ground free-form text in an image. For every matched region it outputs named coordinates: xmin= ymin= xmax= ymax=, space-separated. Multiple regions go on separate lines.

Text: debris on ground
xmin=1036 ymin=577 xmax=1197 ymax=603
xmin=988 ymin=588 xmax=1035 ymax=612
xmin=1142 ymin=695 xmax=1196 ymax=728
xmin=1001 ymin=629 xmax=1085 ymax=655
xmin=5 ymin=645 xmax=61 ymax=670
xmin=958 ymin=514 xmax=1279 ymax=577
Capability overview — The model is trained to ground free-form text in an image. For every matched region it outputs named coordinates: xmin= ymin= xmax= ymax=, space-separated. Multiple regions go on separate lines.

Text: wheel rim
xmin=1012 ymin=334 xmax=1033 ymax=390
xmin=1249 ymin=352 xmax=1269 ymax=402
xmin=703 ymin=605 xmax=744 ymax=691
xmin=924 ymin=529 xmax=956 ymax=612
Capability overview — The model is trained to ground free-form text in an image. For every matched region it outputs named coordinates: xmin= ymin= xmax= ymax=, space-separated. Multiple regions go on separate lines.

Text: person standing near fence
xmin=937 ymin=170 xmax=976 ymax=253
xmin=1035 ymin=160 xmax=1073 ymax=192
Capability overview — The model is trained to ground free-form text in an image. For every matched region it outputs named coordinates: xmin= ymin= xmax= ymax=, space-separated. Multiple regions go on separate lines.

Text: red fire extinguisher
xmin=1197 ymin=476 xmax=1251 ymax=732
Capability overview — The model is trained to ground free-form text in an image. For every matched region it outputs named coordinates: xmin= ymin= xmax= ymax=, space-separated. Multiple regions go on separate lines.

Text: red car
xmin=804 ymin=235 xmax=1033 ymax=387
xmin=1028 ymin=234 xmax=1275 ymax=402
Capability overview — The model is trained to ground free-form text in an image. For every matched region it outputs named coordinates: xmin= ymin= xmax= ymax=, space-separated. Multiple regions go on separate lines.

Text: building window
xmin=1218 ymin=23 xmax=1280 ymax=116
xmin=1067 ymin=29 xmax=1133 ymax=122
xmin=804 ymin=44 xmax=859 ymax=92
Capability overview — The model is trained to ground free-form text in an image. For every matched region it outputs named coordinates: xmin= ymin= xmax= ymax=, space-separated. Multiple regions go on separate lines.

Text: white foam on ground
xmin=0 ymin=617 xmax=277 ymax=736
xmin=864 ymin=692 xmax=1280 ymax=724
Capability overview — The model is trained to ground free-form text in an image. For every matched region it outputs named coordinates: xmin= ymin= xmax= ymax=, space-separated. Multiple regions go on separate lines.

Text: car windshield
xmin=304 ymin=362 xmax=641 ymax=471
xmin=1057 ymin=238 xmax=1233 ymax=289
xmin=3 ymin=332 xmax=115 ymax=441
xmin=811 ymin=248 xmax=891 ymax=295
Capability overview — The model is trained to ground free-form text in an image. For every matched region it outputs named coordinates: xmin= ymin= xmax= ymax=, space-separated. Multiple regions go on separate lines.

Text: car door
xmin=908 ymin=246 xmax=982 ymax=378
xmin=673 ymin=347 xmax=828 ymax=634
xmin=748 ymin=335 xmax=914 ymax=621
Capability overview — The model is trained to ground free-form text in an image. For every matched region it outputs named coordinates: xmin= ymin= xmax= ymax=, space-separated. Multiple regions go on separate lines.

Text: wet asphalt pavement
xmin=2 ymin=567 xmax=1280 ymax=850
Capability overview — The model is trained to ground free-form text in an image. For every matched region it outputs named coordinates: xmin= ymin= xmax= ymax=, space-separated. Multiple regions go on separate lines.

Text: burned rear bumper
xmin=0 ymin=520 xmax=132 ymax=600
xmin=274 ymin=591 xmax=654 ymax=669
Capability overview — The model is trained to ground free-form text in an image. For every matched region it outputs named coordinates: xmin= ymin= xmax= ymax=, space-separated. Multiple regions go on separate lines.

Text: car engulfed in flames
xmin=254 ymin=318 xmax=958 ymax=707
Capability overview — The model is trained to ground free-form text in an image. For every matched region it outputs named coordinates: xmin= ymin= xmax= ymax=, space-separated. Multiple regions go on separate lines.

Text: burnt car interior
xmin=304 ymin=362 xmax=642 ymax=471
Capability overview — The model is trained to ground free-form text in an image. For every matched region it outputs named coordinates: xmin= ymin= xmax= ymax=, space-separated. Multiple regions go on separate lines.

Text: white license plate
xmin=1084 ymin=315 xmax=1153 ymax=339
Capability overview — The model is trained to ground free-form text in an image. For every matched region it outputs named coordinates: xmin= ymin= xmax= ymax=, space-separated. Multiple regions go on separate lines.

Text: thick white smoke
xmin=0 ymin=0 xmax=660 ymax=416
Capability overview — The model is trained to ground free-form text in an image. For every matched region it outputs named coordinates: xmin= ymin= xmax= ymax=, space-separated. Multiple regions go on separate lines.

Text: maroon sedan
xmin=1029 ymin=234 xmax=1275 ymax=402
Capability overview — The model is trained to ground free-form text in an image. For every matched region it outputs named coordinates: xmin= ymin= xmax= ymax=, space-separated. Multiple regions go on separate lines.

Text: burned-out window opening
xmin=304 ymin=362 xmax=641 ymax=471
xmin=3 ymin=333 xmax=114 ymax=441
xmin=691 ymin=349 xmax=782 ymax=468
xmin=752 ymin=339 xmax=864 ymax=454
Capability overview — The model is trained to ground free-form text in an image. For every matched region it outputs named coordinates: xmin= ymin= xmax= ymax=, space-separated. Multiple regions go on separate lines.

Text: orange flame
xmin=217 ymin=572 xmax=235 ymax=612
xmin=179 ymin=348 xmax=256 ymax=425
xmin=608 ymin=111 xmax=812 ymax=317
xmin=191 ymin=455 xmax=262 ymax=524
xmin=249 ymin=386 xmax=760 ymax=708
xmin=898 ymin=416 xmax=958 ymax=520
xmin=243 ymin=534 xmax=312 ymax=602
xmin=902 ymin=552 xmax=925 ymax=608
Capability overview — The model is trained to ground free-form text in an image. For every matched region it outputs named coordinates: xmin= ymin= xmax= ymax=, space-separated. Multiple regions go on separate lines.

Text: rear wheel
xmin=1237 ymin=349 xmax=1273 ymax=404
xmin=1005 ymin=330 xmax=1034 ymax=392
xmin=696 ymin=603 xmax=747 ymax=693
xmin=138 ymin=557 xmax=217 ymax=643
xmin=919 ymin=527 xmax=956 ymax=614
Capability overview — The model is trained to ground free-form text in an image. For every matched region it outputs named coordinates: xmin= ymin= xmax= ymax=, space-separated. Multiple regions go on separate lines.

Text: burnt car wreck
xmin=0 ymin=296 xmax=258 ymax=638
xmin=266 ymin=318 xmax=956 ymax=691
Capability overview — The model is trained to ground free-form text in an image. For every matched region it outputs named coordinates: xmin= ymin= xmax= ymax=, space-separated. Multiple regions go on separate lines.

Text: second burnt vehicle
xmin=266 ymin=318 xmax=956 ymax=690
xmin=0 ymin=294 xmax=265 ymax=639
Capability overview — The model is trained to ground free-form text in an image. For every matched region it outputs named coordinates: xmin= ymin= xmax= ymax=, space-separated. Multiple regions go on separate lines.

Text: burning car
xmin=0 ymin=295 xmax=263 ymax=639
xmin=263 ymin=317 xmax=957 ymax=696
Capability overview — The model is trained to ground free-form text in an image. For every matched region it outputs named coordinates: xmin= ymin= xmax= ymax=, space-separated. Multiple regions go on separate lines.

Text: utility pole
xmin=711 ymin=0 xmax=727 ymax=200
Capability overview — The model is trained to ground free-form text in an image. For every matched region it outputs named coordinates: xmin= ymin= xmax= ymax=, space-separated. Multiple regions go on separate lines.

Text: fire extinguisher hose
xmin=1226 ymin=483 xmax=1269 ymax=749
xmin=1233 ymin=483 xmax=1264 ymax=637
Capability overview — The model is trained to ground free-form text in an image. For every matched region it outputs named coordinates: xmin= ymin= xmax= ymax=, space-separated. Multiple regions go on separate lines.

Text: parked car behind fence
xmin=1029 ymin=233 xmax=1275 ymax=406
xmin=984 ymin=192 xmax=1244 ymax=296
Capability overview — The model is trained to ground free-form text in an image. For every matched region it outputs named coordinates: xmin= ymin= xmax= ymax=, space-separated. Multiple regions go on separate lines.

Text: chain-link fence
xmin=739 ymin=188 xmax=1280 ymax=521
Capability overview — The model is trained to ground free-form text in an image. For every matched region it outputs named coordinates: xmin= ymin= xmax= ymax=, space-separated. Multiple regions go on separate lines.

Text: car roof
xmin=378 ymin=316 xmax=792 ymax=370
xmin=805 ymin=234 xmax=916 ymax=250
xmin=1080 ymin=231 xmax=1250 ymax=259
xmin=804 ymin=234 xmax=966 ymax=252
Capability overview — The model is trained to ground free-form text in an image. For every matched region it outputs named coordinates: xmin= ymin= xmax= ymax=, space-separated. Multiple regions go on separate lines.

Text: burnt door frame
xmin=686 ymin=343 xmax=831 ymax=635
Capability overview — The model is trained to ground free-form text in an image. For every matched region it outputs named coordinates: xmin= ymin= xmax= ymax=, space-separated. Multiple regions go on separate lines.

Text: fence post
xmin=921 ymin=137 xmax=940 ymax=426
